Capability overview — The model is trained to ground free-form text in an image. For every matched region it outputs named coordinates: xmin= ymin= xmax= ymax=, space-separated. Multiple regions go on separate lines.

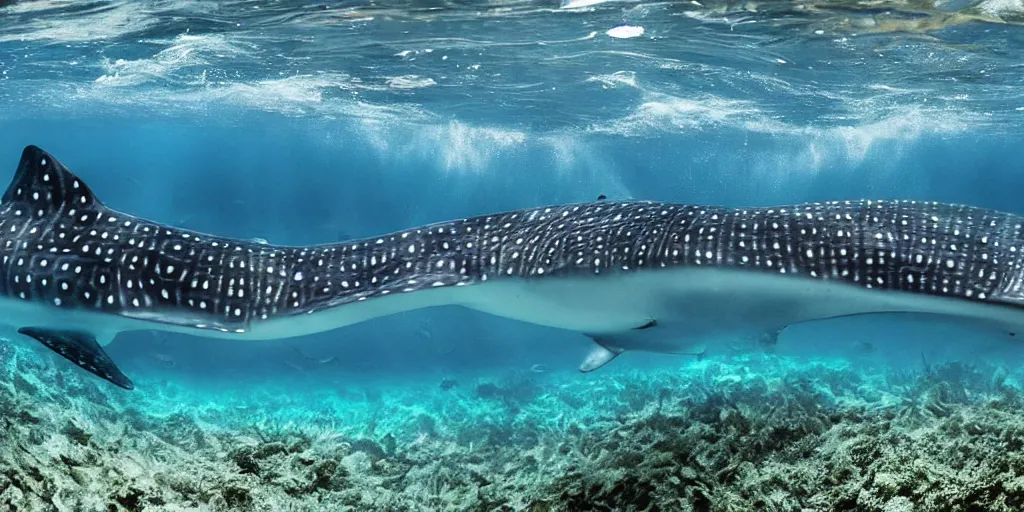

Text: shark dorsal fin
xmin=2 ymin=145 xmax=102 ymax=213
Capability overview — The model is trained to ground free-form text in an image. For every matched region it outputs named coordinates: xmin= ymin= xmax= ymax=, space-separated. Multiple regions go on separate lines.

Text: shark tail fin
xmin=3 ymin=145 xmax=103 ymax=213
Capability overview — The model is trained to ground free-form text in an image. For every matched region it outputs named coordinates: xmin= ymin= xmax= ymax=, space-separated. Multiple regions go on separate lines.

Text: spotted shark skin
xmin=4 ymin=145 xmax=1024 ymax=389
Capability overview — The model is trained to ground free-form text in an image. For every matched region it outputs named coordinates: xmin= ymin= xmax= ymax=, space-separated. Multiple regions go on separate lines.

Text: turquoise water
xmin=3 ymin=1 xmax=1024 ymax=510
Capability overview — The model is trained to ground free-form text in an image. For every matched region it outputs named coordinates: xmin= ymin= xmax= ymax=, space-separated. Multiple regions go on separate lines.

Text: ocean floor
xmin=2 ymin=339 xmax=1024 ymax=512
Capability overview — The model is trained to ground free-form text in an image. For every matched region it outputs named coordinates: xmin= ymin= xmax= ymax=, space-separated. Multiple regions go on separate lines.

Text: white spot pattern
xmin=1 ymin=149 xmax=1021 ymax=340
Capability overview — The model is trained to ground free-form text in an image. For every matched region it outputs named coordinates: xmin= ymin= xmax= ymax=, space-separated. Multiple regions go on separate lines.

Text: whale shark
xmin=3 ymin=145 xmax=1024 ymax=390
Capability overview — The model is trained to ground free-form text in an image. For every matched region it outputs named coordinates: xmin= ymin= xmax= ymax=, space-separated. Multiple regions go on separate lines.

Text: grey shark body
xmin=4 ymin=145 xmax=1024 ymax=389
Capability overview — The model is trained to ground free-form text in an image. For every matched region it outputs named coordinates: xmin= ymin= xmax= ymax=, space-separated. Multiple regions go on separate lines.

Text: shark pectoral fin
xmin=579 ymin=337 xmax=624 ymax=373
xmin=580 ymin=345 xmax=621 ymax=372
xmin=18 ymin=327 xmax=134 ymax=390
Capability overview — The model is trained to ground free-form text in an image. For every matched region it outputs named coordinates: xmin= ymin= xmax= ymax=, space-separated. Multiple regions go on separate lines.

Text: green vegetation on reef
xmin=2 ymin=340 xmax=1024 ymax=512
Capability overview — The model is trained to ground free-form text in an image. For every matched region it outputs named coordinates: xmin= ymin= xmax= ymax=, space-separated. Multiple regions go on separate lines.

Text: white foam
xmin=583 ymin=73 xmax=977 ymax=172
xmin=95 ymin=34 xmax=250 ymax=87
xmin=976 ymin=0 xmax=1024 ymax=16
xmin=360 ymin=120 xmax=527 ymax=174
xmin=9 ymin=57 xmax=982 ymax=181
xmin=737 ymin=106 xmax=976 ymax=176
xmin=560 ymin=0 xmax=622 ymax=8
xmin=545 ymin=134 xmax=633 ymax=199
xmin=386 ymin=75 xmax=437 ymax=90
xmin=0 ymin=1 xmax=159 ymax=42
xmin=584 ymin=68 xmax=975 ymax=148
xmin=588 ymin=91 xmax=764 ymax=135
xmin=350 ymin=119 xmax=633 ymax=199
xmin=585 ymin=71 xmax=639 ymax=89
xmin=607 ymin=25 xmax=645 ymax=38
xmin=0 ymin=3 xmax=996 ymax=181
xmin=75 ymin=65 xmax=419 ymax=121
xmin=812 ymin=108 xmax=973 ymax=165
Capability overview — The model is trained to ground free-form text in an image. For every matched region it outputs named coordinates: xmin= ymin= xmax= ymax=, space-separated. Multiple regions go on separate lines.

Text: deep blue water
xmin=1 ymin=0 xmax=1024 ymax=389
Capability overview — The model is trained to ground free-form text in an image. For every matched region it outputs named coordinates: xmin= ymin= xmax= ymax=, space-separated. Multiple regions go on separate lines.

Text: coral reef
xmin=2 ymin=339 xmax=1024 ymax=511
